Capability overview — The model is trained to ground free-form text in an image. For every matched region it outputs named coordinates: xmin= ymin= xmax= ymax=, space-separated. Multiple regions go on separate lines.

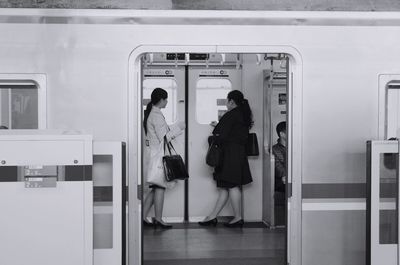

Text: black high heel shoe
xmin=198 ymin=218 xmax=218 ymax=227
xmin=143 ymin=219 xmax=154 ymax=227
xmin=224 ymin=219 xmax=244 ymax=228
xmin=153 ymin=218 xmax=173 ymax=229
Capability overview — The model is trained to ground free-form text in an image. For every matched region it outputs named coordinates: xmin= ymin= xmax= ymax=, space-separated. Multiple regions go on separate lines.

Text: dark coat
xmin=272 ymin=141 xmax=286 ymax=192
xmin=212 ymin=107 xmax=253 ymax=186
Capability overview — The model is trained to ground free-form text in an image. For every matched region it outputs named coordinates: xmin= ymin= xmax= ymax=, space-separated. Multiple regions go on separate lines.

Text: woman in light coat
xmin=142 ymin=87 xmax=185 ymax=229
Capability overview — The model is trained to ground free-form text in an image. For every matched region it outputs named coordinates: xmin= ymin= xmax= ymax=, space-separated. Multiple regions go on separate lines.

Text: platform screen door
xmin=367 ymin=140 xmax=399 ymax=265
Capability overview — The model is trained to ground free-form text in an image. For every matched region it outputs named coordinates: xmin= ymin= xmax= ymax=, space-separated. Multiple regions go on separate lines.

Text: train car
xmin=0 ymin=8 xmax=399 ymax=265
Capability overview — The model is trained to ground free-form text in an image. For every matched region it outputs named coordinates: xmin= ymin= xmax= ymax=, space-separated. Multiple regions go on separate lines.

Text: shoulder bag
xmin=246 ymin=132 xmax=259 ymax=156
xmin=162 ymin=137 xmax=189 ymax=182
xmin=206 ymin=135 xmax=223 ymax=167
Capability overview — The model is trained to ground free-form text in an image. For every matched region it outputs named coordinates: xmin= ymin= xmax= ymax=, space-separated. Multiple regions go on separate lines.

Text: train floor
xmin=143 ymin=222 xmax=285 ymax=265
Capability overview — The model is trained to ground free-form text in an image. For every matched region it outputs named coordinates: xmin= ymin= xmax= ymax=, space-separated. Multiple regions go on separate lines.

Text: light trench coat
xmin=143 ymin=106 xmax=183 ymax=188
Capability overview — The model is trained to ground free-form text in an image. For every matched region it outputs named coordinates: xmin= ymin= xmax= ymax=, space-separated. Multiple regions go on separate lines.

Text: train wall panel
xmin=303 ymin=210 xmax=366 ymax=265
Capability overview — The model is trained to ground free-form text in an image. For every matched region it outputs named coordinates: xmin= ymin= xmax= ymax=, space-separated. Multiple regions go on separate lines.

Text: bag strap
xmin=164 ymin=125 xmax=179 ymax=155
xmin=163 ymin=136 xmax=172 ymax=155
xmin=163 ymin=125 xmax=172 ymax=155
xmin=167 ymin=140 xmax=178 ymax=154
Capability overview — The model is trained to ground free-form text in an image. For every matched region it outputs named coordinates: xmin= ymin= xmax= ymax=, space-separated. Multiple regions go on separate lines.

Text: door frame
xmin=128 ymin=45 xmax=303 ymax=265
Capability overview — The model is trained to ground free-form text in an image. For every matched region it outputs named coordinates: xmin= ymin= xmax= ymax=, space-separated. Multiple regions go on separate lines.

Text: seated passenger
xmin=273 ymin=121 xmax=286 ymax=193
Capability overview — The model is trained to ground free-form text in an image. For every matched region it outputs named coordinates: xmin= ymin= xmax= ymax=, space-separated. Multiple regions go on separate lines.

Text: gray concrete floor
xmin=143 ymin=223 xmax=285 ymax=265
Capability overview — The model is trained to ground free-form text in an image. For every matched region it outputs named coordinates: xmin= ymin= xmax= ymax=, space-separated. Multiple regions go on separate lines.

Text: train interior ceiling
xmin=140 ymin=52 xmax=289 ymax=265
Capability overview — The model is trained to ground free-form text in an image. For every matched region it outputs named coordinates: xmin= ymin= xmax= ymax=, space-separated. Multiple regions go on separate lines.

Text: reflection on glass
xmin=379 ymin=153 xmax=398 ymax=244
xmin=386 ymin=88 xmax=400 ymax=139
xmin=0 ymin=88 xmax=38 ymax=129
xmin=196 ymin=78 xmax=232 ymax=124
xmin=143 ymin=78 xmax=178 ymax=125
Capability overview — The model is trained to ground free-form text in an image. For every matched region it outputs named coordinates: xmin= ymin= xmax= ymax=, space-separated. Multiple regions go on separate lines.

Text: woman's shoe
xmin=153 ymin=218 xmax=173 ymax=229
xmin=224 ymin=219 xmax=244 ymax=228
xmin=143 ymin=219 xmax=153 ymax=227
xmin=198 ymin=218 xmax=218 ymax=227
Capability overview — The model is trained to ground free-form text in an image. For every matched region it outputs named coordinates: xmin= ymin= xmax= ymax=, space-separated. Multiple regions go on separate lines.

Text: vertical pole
xmin=184 ymin=65 xmax=189 ymax=222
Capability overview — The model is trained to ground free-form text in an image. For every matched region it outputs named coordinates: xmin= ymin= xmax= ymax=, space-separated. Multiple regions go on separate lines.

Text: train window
xmin=0 ymin=83 xmax=38 ymax=129
xmin=195 ymin=78 xmax=232 ymax=124
xmin=143 ymin=78 xmax=178 ymax=124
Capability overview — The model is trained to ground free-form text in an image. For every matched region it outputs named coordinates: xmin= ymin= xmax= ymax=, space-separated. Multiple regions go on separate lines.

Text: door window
xmin=195 ymin=78 xmax=232 ymax=124
xmin=143 ymin=78 xmax=178 ymax=125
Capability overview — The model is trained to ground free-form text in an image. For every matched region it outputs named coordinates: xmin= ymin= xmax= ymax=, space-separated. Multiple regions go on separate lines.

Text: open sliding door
xmin=188 ymin=66 xmax=242 ymax=220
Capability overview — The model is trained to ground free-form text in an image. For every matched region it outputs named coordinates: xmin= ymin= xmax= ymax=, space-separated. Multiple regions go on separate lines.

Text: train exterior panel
xmin=1 ymin=9 xmax=399 ymax=265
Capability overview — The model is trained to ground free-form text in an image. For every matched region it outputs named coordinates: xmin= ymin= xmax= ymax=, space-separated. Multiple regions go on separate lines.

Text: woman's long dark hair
xmin=143 ymin=87 xmax=168 ymax=135
xmin=228 ymin=90 xmax=254 ymax=129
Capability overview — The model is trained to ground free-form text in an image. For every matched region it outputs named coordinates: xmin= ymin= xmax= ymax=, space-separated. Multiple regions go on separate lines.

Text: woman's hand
xmin=210 ymin=121 xmax=218 ymax=127
xmin=177 ymin=121 xmax=186 ymax=130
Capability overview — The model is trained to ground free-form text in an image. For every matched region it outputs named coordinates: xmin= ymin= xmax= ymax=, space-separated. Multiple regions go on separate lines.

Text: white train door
xmin=187 ymin=66 xmax=242 ymax=220
xmin=142 ymin=66 xmax=186 ymax=221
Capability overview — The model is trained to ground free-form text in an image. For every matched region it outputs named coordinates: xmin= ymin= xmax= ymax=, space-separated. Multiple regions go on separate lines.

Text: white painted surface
xmin=0 ymin=130 xmax=93 ymax=165
xmin=303 ymin=199 xmax=398 ymax=211
xmin=93 ymin=141 xmax=123 ymax=265
xmin=0 ymin=181 xmax=93 ymax=265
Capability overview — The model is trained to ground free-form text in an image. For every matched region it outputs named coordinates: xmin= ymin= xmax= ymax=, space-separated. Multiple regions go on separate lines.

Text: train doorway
xmin=128 ymin=47 xmax=303 ymax=265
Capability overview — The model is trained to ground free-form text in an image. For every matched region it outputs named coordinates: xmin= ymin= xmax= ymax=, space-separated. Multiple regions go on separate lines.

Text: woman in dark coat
xmin=199 ymin=90 xmax=253 ymax=227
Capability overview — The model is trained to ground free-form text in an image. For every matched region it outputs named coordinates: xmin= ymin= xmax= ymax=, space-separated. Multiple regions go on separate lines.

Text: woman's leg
xmin=153 ymin=187 xmax=166 ymax=222
xmin=204 ymin=188 xmax=229 ymax=221
xmin=142 ymin=189 xmax=155 ymax=221
xmin=229 ymin=187 xmax=242 ymax=223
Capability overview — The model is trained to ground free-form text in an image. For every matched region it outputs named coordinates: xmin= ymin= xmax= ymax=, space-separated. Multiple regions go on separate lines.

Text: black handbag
xmin=206 ymin=135 xmax=223 ymax=167
xmin=246 ymin=133 xmax=259 ymax=156
xmin=162 ymin=137 xmax=189 ymax=182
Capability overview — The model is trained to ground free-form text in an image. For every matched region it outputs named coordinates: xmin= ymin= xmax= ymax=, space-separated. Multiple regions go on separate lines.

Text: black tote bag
xmin=246 ymin=133 xmax=259 ymax=156
xmin=162 ymin=137 xmax=189 ymax=182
